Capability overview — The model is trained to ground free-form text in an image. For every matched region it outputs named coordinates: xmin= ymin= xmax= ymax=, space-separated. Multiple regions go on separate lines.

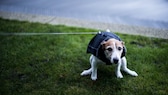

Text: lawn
xmin=0 ymin=18 xmax=168 ymax=95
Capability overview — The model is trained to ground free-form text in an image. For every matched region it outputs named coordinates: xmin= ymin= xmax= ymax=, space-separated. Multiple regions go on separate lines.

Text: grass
xmin=0 ymin=18 xmax=168 ymax=95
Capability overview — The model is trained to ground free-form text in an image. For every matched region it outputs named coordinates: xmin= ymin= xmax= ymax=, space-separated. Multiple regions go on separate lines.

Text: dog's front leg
xmin=121 ymin=57 xmax=138 ymax=77
xmin=91 ymin=58 xmax=98 ymax=80
xmin=116 ymin=60 xmax=123 ymax=78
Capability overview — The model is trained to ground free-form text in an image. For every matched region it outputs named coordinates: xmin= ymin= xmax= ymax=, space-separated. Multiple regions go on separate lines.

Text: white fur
xmin=81 ymin=55 xmax=138 ymax=80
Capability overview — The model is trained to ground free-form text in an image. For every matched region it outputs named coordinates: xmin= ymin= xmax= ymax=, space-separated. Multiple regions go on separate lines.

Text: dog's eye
xmin=118 ymin=47 xmax=122 ymax=51
xmin=107 ymin=47 xmax=113 ymax=51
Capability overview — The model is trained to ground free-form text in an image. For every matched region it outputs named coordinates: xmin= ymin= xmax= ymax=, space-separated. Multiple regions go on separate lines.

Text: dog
xmin=81 ymin=30 xmax=138 ymax=80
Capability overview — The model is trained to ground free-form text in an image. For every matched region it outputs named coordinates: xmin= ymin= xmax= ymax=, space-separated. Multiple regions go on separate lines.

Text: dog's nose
xmin=113 ymin=58 xmax=119 ymax=64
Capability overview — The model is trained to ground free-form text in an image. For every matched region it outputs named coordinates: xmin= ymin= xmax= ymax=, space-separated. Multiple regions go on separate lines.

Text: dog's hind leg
xmin=81 ymin=68 xmax=92 ymax=76
xmin=121 ymin=57 xmax=138 ymax=77
xmin=81 ymin=55 xmax=94 ymax=76
xmin=81 ymin=55 xmax=98 ymax=81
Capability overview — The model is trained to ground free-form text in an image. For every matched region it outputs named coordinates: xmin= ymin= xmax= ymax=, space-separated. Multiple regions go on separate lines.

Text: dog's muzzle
xmin=113 ymin=58 xmax=119 ymax=64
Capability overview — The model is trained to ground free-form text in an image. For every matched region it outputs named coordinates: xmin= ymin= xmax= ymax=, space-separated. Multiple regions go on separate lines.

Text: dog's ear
xmin=101 ymin=41 xmax=107 ymax=50
xmin=121 ymin=41 xmax=126 ymax=58
xmin=121 ymin=41 xmax=125 ymax=45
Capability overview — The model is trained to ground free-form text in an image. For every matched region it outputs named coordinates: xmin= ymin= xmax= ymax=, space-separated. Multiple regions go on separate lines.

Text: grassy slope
xmin=0 ymin=18 xmax=168 ymax=95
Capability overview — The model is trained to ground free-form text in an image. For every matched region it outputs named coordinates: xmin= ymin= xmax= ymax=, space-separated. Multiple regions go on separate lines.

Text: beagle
xmin=81 ymin=30 xmax=138 ymax=80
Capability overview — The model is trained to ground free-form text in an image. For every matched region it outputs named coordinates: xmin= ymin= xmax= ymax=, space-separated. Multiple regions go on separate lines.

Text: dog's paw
xmin=117 ymin=75 xmax=123 ymax=78
xmin=116 ymin=72 xmax=123 ymax=78
xmin=130 ymin=71 xmax=138 ymax=77
xmin=80 ymin=70 xmax=91 ymax=76
xmin=91 ymin=76 xmax=97 ymax=81
xmin=80 ymin=71 xmax=88 ymax=76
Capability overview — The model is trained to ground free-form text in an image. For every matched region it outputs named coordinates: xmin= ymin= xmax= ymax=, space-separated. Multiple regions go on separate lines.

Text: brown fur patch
xmin=101 ymin=38 xmax=124 ymax=49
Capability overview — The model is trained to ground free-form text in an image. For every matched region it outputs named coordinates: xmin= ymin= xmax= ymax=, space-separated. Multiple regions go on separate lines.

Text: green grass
xmin=0 ymin=18 xmax=168 ymax=95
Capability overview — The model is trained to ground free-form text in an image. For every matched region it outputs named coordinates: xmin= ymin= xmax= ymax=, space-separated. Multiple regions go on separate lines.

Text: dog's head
xmin=101 ymin=38 xmax=125 ymax=64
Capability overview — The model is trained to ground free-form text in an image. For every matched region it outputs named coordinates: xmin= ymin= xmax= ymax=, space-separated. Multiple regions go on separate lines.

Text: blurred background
xmin=0 ymin=0 xmax=168 ymax=29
